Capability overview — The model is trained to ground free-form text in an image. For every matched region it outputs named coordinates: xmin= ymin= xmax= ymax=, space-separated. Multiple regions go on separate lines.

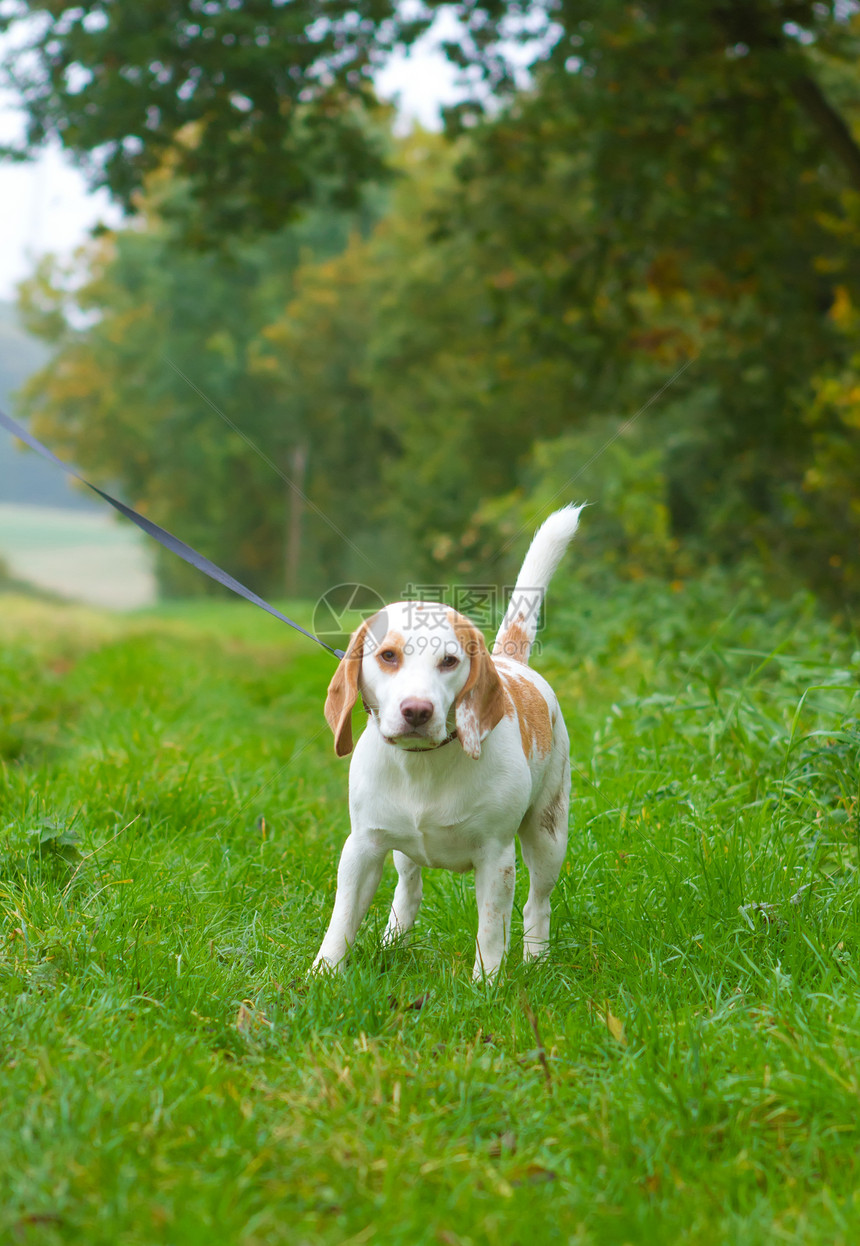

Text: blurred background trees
xmin=3 ymin=1 xmax=860 ymax=602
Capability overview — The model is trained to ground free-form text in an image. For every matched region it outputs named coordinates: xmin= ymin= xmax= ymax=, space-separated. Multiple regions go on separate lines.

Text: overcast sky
xmin=0 ymin=15 xmax=465 ymax=302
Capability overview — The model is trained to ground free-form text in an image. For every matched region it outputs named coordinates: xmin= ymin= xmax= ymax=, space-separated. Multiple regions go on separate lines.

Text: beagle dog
xmin=313 ymin=505 xmax=583 ymax=979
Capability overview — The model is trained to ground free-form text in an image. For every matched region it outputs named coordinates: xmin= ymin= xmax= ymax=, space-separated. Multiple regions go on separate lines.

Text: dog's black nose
xmin=401 ymin=698 xmax=434 ymax=727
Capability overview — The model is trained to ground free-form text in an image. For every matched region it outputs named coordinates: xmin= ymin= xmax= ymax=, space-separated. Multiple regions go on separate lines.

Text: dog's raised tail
xmin=492 ymin=504 xmax=583 ymax=665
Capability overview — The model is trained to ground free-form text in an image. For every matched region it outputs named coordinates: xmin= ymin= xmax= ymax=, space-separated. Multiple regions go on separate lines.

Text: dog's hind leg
xmin=382 ymin=851 xmax=423 ymax=946
xmin=473 ymin=841 xmax=517 ymax=980
xmin=518 ymin=760 xmax=570 ymax=962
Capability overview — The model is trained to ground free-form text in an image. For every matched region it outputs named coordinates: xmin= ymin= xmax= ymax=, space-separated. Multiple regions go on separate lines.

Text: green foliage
xmin=1 ymin=579 xmax=859 ymax=1242
xmin=0 ymin=1 xmax=405 ymax=242
xmin=800 ymin=282 xmax=860 ymax=600
xmin=16 ymin=196 xmax=387 ymax=597
xmin=469 ymin=418 xmax=678 ymax=588
xmin=432 ymin=1 xmax=860 ymax=589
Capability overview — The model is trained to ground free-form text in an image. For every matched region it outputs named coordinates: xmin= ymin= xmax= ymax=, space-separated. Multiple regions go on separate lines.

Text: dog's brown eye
xmin=440 ymin=654 xmax=460 ymax=669
xmin=380 ymin=649 xmax=397 ymax=663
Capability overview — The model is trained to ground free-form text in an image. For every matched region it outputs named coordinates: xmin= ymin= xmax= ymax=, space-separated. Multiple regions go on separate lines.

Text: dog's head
xmin=324 ymin=603 xmax=505 ymax=760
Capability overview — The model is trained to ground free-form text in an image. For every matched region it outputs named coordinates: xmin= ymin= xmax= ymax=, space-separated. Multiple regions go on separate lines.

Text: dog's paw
xmin=381 ymin=922 xmax=408 ymax=949
xmin=523 ymin=941 xmax=550 ymax=963
xmin=308 ymin=953 xmax=345 ymax=978
xmin=471 ymin=960 xmax=502 ymax=983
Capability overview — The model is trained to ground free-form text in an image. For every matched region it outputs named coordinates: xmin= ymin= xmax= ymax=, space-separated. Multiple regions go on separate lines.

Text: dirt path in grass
xmin=0 ymin=502 xmax=156 ymax=609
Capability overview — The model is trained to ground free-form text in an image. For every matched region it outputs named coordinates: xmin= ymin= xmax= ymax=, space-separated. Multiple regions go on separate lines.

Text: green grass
xmin=1 ymin=573 xmax=859 ymax=1245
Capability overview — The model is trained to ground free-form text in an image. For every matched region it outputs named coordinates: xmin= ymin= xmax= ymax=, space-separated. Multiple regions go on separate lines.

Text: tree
xmin=429 ymin=2 xmax=860 ymax=588
xmin=5 ymin=3 xmax=860 ymax=246
xmin=250 ymin=229 xmax=390 ymax=590
xmin=0 ymin=0 xmax=415 ymax=241
xmin=16 ymin=183 xmax=385 ymax=597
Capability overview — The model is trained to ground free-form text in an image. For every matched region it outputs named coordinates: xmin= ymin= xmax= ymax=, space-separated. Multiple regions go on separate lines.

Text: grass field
xmin=1 ymin=572 xmax=859 ymax=1245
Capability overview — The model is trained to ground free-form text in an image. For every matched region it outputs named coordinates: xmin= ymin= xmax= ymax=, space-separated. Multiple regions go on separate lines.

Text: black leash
xmin=0 ymin=407 xmax=345 ymax=660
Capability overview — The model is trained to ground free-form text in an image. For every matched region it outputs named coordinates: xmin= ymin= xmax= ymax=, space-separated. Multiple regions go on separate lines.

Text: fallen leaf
xmin=235 ymin=1001 xmax=270 ymax=1033
xmin=600 ymin=1001 xmax=627 ymax=1046
xmin=488 ymin=1131 xmax=517 ymax=1158
xmin=511 ymin=1164 xmax=557 ymax=1186
xmin=11 ymin=1213 xmax=63 ymax=1243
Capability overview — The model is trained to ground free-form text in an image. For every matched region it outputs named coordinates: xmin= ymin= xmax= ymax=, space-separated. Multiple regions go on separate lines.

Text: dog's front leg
xmin=472 ymin=842 xmax=516 ymax=980
xmin=312 ymin=833 xmax=386 ymax=972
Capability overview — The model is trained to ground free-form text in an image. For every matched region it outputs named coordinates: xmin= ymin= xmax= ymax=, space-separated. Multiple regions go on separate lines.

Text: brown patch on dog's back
xmin=493 ymin=615 xmax=531 ymax=665
xmin=500 ymin=670 xmax=552 ymax=759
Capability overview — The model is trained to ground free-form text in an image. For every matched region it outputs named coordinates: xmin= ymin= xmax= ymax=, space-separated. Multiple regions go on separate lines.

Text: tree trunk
xmin=790 ymin=73 xmax=860 ymax=194
xmin=285 ymin=443 xmax=308 ymax=597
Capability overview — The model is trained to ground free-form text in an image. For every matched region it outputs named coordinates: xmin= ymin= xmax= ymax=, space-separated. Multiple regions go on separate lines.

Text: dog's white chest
xmin=378 ymin=811 xmax=490 ymax=872
xmin=350 ymin=729 xmax=532 ymax=872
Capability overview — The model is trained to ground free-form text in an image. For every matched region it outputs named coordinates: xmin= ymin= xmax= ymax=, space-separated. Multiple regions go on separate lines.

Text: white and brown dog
xmin=313 ymin=505 xmax=582 ymax=979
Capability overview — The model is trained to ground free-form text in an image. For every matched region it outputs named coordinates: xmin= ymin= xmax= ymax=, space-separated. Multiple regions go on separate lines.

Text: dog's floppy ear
xmin=450 ymin=614 xmax=506 ymax=761
xmin=324 ymin=620 xmax=369 ymax=758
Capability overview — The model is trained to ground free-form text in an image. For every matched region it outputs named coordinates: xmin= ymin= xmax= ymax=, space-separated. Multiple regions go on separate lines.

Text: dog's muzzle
xmin=384 ymin=730 xmax=459 ymax=752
